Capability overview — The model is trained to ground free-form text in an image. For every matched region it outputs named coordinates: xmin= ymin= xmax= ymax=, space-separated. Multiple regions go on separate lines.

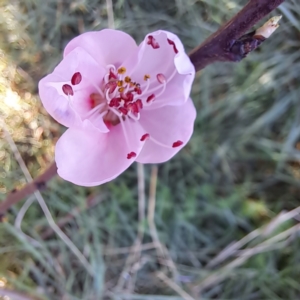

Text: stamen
xmin=109 ymin=97 xmax=121 ymax=108
xmin=127 ymin=152 xmax=136 ymax=159
xmin=172 ymin=140 xmax=183 ymax=148
xmin=119 ymin=107 xmax=128 ymax=115
xmin=144 ymin=74 xmax=150 ymax=81
xmin=146 ymin=94 xmax=155 ymax=103
xmin=141 ymin=69 xmax=177 ymax=101
xmin=84 ymin=103 xmax=107 ymax=118
xmin=106 ymin=64 xmax=116 ymax=71
xmin=71 ymin=72 xmax=82 ymax=85
xmin=128 ymin=111 xmax=140 ymax=121
xmin=116 ymin=111 xmax=131 ymax=150
xmin=147 ymin=35 xmax=160 ymax=49
xmin=154 ymin=81 xmax=166 ymax=98
xmin=150 ymin=136 xmax=183 ymax=149
xmin=167 ymin=38 xmax=179 ymax=54
xmin=105 ymin=81 xmax=118 ymax=94
xmin=107 ymin=83 xmax=120 ymax=101
xmin=157 ymin=73 xmax=166 ymax=84
xmin=85 ymin=63 xmax=150 ymax=127
xmin=140 ymin=134 xmax=150 ymax=141
xmin=125 ymin=76 xmax=131 ymax=83
xmin=106 ymin=89 xmax=116 ymax=102
xmin=62 ymin=84 xmax=74 ymax=96
xmin=118 ymin=67 xmax=126 ymax=74
xmin=104 ymin=73 xmax=110 ymax=83
xmin=136 ymin=99 xmax=143 ymax=110
xmin=108 ymin=107 xmax=122 ymax=117
xmin=134 ymin=84 xmax=142 ymax=95
xmin=136 ymin=79 xmax=150 ymax=99
xmin=109 ymin=70 xmax=117 ymax=81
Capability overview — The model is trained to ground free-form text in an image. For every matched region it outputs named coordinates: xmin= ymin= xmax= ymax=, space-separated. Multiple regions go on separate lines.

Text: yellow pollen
xmin=144 ymin=74 xmax=150 ymax=81
xmin=125 ymin=76 xmax=131 ymax=83
xmin=118 ymin=67 xmax=126 ymax=74
xmin=117 ymin=80 xmax=123 ymax=87
xmin=118 ymin=87 xmax=125 ymax=92
xmin=130 ymin=82 xmax=136 ymax=87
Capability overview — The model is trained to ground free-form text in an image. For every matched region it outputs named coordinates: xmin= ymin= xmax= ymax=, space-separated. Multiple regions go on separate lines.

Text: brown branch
xmin=189 ymin=0 xmax=285 ymax=71
xmin=0 ymin=162 xmax=57 ymax=216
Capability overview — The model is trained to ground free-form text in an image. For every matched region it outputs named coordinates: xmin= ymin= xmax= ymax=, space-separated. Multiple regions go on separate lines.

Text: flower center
xmin=84 ymin=65 xmax=166 ymax=127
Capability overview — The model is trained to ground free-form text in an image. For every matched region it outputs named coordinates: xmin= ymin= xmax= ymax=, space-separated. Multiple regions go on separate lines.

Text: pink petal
xmin=64 ymin=29 xmax=138 ymax=67
xmin=55 ymin=119 xmax=145 ymax=186
xmin=123 ymin=30 xmax=195 ymax=110
xmin=136 ymin=98 xmax=196 ymax=164
xmin=38 ymin=47 xmax=108 ymax=133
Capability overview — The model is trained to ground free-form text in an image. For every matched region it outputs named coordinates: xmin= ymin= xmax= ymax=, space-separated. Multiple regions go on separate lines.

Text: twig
xmin=106 ymin=0 xmax=115 ymax=29
xmin=156 ymin=272 xmax=195 ymax=300
xmin=189 ymin=0 xmax=285 ymax=71
xmin=103 ymin=242 xmax=155 ymax=256
xmin=148 ymin=166 xmax=178 ymax=276
xmin=207 ymin=206 xmax=300 ymax=268
xmin=0 ymin=162 xmax=57 ymax=215
xmin=40 ymin=193 xmax=105 ymax=239
xmin=0 ymin=118 xmax=94 ymax=276
xmin=192 ymin=223 xmax=300 ymax=295
xmin=116 ymin=163 xmax=146 ymax=292
xmin=137 ymin=162 xmax=146 ymax=239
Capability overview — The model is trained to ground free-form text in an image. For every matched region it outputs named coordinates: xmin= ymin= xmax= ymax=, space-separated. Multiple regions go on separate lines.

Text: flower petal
xmin=123 ymin=30 xmax=195 ymax=110
xmin=64 ymin=29 xmax=138 ymax=67
xmin=55 ymin=118 xmax=145 ymax=186
xmin=39 ymin=47 xmax=108 ymax=132
xmin=136 ymin=98 xmax=196 ymax=164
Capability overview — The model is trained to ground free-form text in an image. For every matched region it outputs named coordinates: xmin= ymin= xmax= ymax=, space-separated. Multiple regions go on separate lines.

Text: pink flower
xmin=38 ymin=29 xmax=196 ymax=186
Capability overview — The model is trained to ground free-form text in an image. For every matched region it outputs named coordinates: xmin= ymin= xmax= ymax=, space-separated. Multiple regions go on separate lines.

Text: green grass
xmin=1 ymin=0 xmax=300 ymax=299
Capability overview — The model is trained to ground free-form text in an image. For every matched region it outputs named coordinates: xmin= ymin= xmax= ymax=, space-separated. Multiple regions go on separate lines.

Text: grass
xmin=1 ymin=0 xmax=300 ymax=299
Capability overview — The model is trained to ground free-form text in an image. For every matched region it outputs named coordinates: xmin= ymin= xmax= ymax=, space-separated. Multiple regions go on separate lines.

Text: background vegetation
xmin=1 ymin=0 xmax=300 ymax=299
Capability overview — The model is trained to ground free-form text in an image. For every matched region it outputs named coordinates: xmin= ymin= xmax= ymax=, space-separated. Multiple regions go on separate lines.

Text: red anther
xmin=126 ymin=92 xmax=134 ymax=102
xmin=172 ymin=140 xmax=183 ymax=148
xmin=146 ymin=94 xmax=155 ymax=103
xmin=134 ymin=87 xmax=142 ymax=95
xmin=62 ymin=84 xmax=74 ymax=96
xmin=120 ymin=92 xmax=129 ymax=101
xmin=127 ymin=152 xmax=137 ymax=159
xmin=131 ymin=102 xmax=139 ymax=114
xmin=136 ymin=99 xmax=143 ymax=110
xmin=71 ymin=72 xmax=82 ymax=85
xmin=109 ymin=98 xmax=120 ymax=107
xmin=128 ymin=92 xmax=134 ymax=101
xmin=106 ymin=81 xmax=117 ymax=93
xmin=125 ymin=102 xmax=133 ymax=110
xmin=108 ymin=69 xmax=118 ymax=80
xmin=119 ymin=107 xmax=128 ymax=115
xmin=140 ymin=134 xmax=150 ymax=141
xmin=167 ymin=38 xmax=178 ymax=54
xmin=147 ymin=35 xmax=160 ymax=49
xmin=157 ymin=73 xmax=166 ymax=84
